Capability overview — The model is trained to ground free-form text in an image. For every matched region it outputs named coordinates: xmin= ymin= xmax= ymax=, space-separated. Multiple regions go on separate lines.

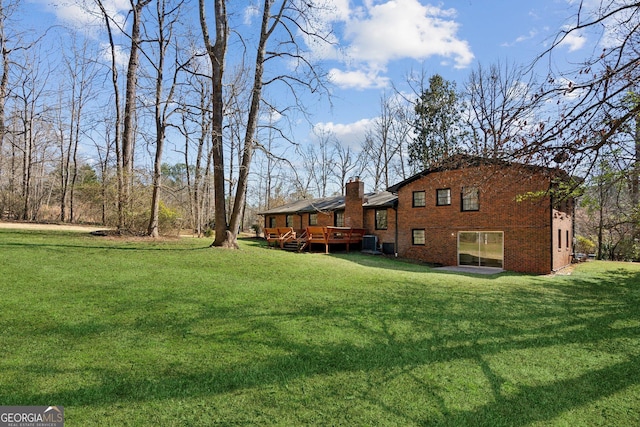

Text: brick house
xmin=260 ymin=156 xmax=574 ymax=274
xmin=260 ymin=178 xmax=398 ymax=252
xmin=388 ymin=156 xmax=573 ymax=274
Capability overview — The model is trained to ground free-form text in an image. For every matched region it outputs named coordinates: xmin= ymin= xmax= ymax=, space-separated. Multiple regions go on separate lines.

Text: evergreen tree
xmin=409 ymin=74 xmax=466 ymax=169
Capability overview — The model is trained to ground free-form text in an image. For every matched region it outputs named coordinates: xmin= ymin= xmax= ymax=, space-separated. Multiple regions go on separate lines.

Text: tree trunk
xmin=97 ymin=0 xmax=123 ymax=229
xmin=227 ymin=0 xmax=273 ymax=243
xmin=122 ymin=0 xmax=150 ymax=230
xmin=148 ymin=0 xmax=169 ymax=238
xmin=199 ymin=0 xmax=229 ymax=246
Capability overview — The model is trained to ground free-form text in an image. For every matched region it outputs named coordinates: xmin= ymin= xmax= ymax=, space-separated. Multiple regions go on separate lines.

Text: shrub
xmin=575 ymin=235 xmax=596 ymax=255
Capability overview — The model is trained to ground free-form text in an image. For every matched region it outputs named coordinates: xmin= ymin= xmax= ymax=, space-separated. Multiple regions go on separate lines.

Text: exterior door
xmin=458 ymin=232 xmax=503 ymax=268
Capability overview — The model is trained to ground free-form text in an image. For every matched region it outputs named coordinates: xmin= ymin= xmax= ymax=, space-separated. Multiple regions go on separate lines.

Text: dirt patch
xmin=0 ymin=221 xmax=112 ymax=233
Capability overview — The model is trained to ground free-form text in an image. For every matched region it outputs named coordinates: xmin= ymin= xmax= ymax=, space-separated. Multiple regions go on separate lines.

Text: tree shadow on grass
xmin=1 ymin=265 xmax=639 ymax=425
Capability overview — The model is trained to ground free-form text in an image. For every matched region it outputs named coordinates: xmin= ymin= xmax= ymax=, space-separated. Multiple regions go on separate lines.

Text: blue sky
xmin=301 ymin=0 xmax=588 ymax=148
xmin=24 ymin=0 xmax=591 ymax=163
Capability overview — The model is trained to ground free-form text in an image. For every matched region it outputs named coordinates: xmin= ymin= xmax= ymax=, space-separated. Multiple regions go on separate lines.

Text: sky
xmin=23 ymin=0 xmax=592 ymax=164
xmin=301 ymin=0 xmax=588 ymax=148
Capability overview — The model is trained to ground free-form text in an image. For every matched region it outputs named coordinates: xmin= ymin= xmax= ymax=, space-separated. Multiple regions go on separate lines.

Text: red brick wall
xmin=345 ymin=180 xmax=364 ymax=228
xmin=363 ymin=207 xmax=397 ymax=252
xmin=314 ymin=212 xmax=335 ymax=228
xmin=264 ymin=211 xmax=333 ymax=234
xmin=552 ymin=201 xmax=573 ymax=271
xmin=395 ymin=164 xmax=558 ymax=274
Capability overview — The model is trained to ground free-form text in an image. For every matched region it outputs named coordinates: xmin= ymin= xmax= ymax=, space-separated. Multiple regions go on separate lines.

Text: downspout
xmin=550 ymin=192 xmax=554 ymax=273
xmin=571 ymin=196 xmax=576 ymax=263
xmin=394 ymin=199 xmax=399 ymax=257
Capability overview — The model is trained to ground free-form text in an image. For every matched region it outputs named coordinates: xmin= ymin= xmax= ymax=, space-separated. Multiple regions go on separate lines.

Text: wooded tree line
xmin=0 ymin=0 xmax=638 ymax=257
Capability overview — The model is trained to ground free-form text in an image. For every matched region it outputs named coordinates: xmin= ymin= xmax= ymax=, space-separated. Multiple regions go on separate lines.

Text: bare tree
xmin=331 ymin=137 xmax=358 ymax=194
xmin=97 ymin=0 xmax=151 ymax=230
xmin=360 ymin=94 xmax=406 ymax=190
xmin=96 ymin=0 xmax=124 ymax=228
xmin=10 ymin=46 xmax=52 ymax=220
xmin=122 ymin=0 xmax=151 ymax=228
xmin=224 ymin=64 xmax=252 ymax=224
xmin=253 ymin=104 xmax=292 ymax=210
xmin=174 ymin=47 xmax=216 ymax=238
xmin=146 ymin=0 xmax=186 ymax=237
xmin=199 ymin=1 xmax=331 ymax=248
xmin=387 ymin=96 xmax=414 ymax=181
xmin=86 ymin=118 xmax=114 ymax=225
xmin=0 ymin=0 xmax=47 ymax=219
xmin=464 ymin=61 xmax=540 ymax=160
xmin=300 ymin=128 xmax=336 ymax=197
xmin=580 ymin=153 xmax=639 ymax=260
xmin=198 ymin=0 xmax=228 ymax=245
xmin=521 ymin=0 xmax=640 ymax=171
xmin=57 ymin=33 xmax=99 ymax=223
xmin=361 ymin=130 xmax=386 ymax=192
xmin=0 ymin=0 xmax=16 ymax=185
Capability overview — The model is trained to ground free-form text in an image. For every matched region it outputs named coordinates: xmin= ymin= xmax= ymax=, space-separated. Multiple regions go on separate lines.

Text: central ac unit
xmin=362 ymin=235 xmax=378 ymax=252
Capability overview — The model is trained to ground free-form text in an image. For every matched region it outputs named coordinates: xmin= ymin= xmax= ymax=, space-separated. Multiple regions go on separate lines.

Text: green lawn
xmin=1 ymin=229 xmax=639 ymax=426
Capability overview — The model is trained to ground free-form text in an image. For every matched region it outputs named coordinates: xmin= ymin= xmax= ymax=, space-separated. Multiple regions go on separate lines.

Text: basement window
xmin=412 ymin=229 xmax=426 ymax=245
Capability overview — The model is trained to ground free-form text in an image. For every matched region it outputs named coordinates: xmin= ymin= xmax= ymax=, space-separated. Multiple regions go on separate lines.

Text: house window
xmin=558 ymin=229 xmax=562 ymax=249
xmin=309 ymin=213 xmax=318 ymax=226
xmin=286 ymin=215 xmax=293 ymax=228
xmin=335 ymin=211 xmax=344 ymax=227
xmin=375 ymin=209 xmax=388 ymax=230
xmin=436 ymin=188 xmax=451 ymax=206
xmin=461 ymin=187 xmax=479 ymax=211
xmin=268 ymin=217 xmax=276 ymax=228
xmin=412 ymin=229 xmax=426 ymax=245
xmin=413 ymin=191 xmax=426 ymax=207
xmin=566 ymin=230 xmax=570 ymax=249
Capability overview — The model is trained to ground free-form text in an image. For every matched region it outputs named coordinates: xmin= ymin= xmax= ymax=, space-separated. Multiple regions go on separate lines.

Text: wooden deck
xmin=264 ymin=226 xmax=366 ymax=253
xmin=264 ymin=227 xmax=297 ymax=249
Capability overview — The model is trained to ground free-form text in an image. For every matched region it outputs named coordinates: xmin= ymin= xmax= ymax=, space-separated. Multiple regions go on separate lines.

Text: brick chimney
xmin=344 ymin=177 xmax=364 ymax=228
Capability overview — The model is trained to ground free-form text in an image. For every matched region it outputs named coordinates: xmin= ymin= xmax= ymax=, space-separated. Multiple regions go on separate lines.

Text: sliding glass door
xmin=458 ymin=232 xmax=503 ymax=268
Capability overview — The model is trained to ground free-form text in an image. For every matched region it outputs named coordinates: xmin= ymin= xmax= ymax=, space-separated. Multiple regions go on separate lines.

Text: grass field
xmin=1 ymin=229 xmax=639 ymax=426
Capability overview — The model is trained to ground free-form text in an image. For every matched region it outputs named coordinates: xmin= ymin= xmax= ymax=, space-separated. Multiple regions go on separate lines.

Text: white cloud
xmin=502 ymin=29 xmax=539 ymax=47
xmin=33 ymin=0 xmax=129 ymax=36
xmin=558 ymin=25 xmax=586 ymax=52
xmin=100 ymin=42 xmax=129 ymax=68
xmin=313 ymin=118 xmax=374 ymax=149
xmin=558 ymin=77 xmax=583 ymax=100
xmin=343 ymin=0 xmax=473 ymax=68
xmin=328 ymin=68 xmax=390 ymax=90
xmin=243 ymin=5 xmax=260 ymax=25
xmin=315 ymin=0 xmax=473 ymax=90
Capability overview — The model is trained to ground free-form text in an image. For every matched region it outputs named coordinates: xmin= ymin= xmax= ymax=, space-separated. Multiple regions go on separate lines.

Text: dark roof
xmin=258 ymin=191 xmax=397 ymax=215
xmin=387 ymin=154 xmax=570 ymax=193
xmin=364 ymin=191 xmax=397 ymax=208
